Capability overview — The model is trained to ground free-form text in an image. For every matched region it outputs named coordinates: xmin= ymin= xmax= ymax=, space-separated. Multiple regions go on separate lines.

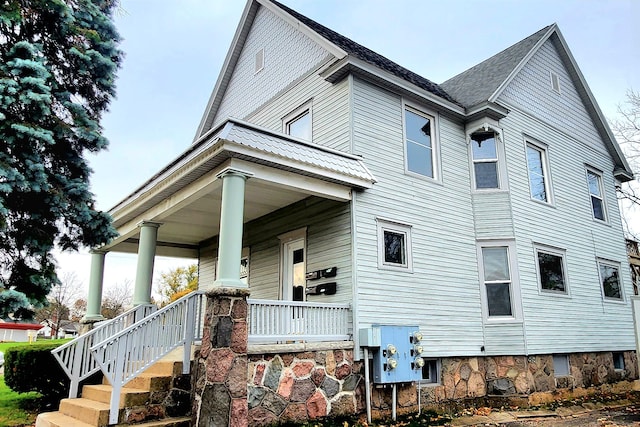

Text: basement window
xmin=420 ymin=359 xmax=440 ymax=384
xmin=553 ymin=354 xmax=570 ymax=377
xmin=613 ymin=352 xmax=625 ymax=371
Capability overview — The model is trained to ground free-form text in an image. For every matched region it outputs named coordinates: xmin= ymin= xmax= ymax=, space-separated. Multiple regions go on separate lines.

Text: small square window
xmin=599 ymin=260 xmax=623 ymax=300
xmin=613 ymin=352 xmax=625 ymax=370
xmin=377 ymin=219 xmax=412 ymax=272
xmin=553 ymin=354 xmax=570 ymax=377
xmin=283 ymin=102 xmax=312 ymax=141
xmin=421 ymin=359 xmax=440 ymax=384
xmin=535 ymin=246 xmax=567 ymax=294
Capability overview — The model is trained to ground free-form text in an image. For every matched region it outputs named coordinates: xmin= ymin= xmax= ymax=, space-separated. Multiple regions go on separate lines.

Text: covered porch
xmin=81 ymin=118 xmax=375 ymax=342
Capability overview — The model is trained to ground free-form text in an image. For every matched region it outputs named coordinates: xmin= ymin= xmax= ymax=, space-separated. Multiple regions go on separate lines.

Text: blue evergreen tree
xmin=0 ymin=0 xmax=122 ymax=319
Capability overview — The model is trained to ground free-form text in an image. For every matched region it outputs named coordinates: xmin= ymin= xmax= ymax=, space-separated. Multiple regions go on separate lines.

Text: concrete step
xmin=82 ymin=383 xmax=150 ymax=407
xmin=116 ymin=416 xmax=192 ymax=427
xmin=144 ymin=360 xmax=183 ymax=377
xmin=124 ymin=372 xmax=172 ymax=391
xmin=59 ymin=397 xmax=112 ymax=426
xmin=35 ymin=411 xmax=93 ymax=427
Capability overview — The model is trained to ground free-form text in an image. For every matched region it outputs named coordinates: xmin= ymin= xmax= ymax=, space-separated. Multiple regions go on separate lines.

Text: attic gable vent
xmin=550 ymin=71 xmax=561 ymax=93
xmin=255 ymin=48 xmax=264 ymax=73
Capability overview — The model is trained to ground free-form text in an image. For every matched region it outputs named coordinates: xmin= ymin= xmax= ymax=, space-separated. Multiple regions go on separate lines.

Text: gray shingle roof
xmin=441 ymin=26 xmax=551 ymax=108
xmin=270 ymin=0 xmax=459 ymax=105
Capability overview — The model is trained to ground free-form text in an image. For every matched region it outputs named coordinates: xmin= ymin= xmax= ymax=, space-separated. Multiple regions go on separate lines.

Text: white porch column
xmin=82 ymin=250 xmax=106 ymax=323
xmin=133 ymin=221 xmax=161 ymax=305
xmin=214 ymin=169 xmax=251 ymax=288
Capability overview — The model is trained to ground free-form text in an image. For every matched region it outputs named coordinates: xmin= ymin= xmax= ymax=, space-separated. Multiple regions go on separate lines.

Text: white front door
xmin=282 ymin=237 xmax=306 ymax=302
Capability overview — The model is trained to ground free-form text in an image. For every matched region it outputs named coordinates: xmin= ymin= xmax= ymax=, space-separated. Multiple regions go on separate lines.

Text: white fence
xmin=247 ymin=299 xmax=351 ymax=344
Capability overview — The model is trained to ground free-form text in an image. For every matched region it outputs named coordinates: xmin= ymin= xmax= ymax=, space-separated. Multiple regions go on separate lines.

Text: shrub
xmin=4 ymin=342 xmax=69 ymax=404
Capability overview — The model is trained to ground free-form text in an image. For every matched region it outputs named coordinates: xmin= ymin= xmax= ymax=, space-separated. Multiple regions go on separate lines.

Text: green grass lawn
xmin=0 ymin=339 xmax=71 ymax=427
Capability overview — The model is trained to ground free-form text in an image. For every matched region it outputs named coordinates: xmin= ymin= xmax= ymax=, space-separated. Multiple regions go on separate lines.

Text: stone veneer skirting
xmin=247 ymin=343 xmax=364 ymax=426
xmin=191 ymin=290 xmax=639 ymax=425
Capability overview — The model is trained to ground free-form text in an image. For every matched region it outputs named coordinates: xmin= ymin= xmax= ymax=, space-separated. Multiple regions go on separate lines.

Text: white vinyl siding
xmin=498 ymin=46 xmax=633 ymax=354
xmin=352 ymin=78 xmax=484 ymax=357
xmin=212 ymin=5 xmax=330 ymax=131
xmin=198 ymin=198 xmax=352 ymax=304
xmin=249 ymin=72 xmax=350 ymax=153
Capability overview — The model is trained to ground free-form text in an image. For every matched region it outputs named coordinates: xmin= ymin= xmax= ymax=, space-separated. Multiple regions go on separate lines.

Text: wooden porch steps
xmin=35 ymin=355 xmax=191 ymax=427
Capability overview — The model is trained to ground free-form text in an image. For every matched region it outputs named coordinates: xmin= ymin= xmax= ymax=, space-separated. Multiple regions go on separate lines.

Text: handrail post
xmin=68 ymin=338 xmax=84 ymax=398
xmin=183 ymin=296 xmax=196 ymax=375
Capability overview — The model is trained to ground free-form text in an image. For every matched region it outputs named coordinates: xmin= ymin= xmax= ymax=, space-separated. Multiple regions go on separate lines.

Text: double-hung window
xmin=598 ymin=260 xmax=623 ymax=301
xmin=586 ymin=168 xmax=606 ymax=221
xmin=404 ymin=106 xmax=437 ymax=179
xmin=526 ymin=141 xmax=551 ymax=203
xmin=471 ymin=132 xmax=499 ymax=189
xmin=535 ymin=245 xmax=568 ymax=294
xmin=481 ymin=246 xmax=512 ymax=316
xmin=477 ymin=241 xmax=521 ymax=320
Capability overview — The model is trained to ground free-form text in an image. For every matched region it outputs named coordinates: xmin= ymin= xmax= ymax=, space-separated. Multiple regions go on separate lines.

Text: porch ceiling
xmin=100 ymin=119 xmax=375 ymax=257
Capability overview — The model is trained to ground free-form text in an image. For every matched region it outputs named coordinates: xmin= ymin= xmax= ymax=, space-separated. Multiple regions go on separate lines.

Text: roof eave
xmin=465 ymin=101 xmax=509 ymax=122
xmin=549 ymin=27 xmax=633 ymax=180
xmin=321 ymin=56 xmax=466 ymax=118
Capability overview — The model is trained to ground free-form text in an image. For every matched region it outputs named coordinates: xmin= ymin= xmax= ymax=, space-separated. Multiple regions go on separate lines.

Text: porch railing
xmin=247 ymin=299 xmax=351 ymax=344
xmin=90 ymin=290 xmax=205 ymax=425
xmin=52 ymin=303 xmax=157 ymax=398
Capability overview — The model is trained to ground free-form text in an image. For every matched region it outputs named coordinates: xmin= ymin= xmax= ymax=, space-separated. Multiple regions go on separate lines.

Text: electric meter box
xmin=361 ymin=325 xmax=423 ymax=384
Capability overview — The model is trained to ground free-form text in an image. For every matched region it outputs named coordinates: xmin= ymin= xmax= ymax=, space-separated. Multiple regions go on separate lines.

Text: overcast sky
xmin=57 ymin=0 xmax=640 ymax=295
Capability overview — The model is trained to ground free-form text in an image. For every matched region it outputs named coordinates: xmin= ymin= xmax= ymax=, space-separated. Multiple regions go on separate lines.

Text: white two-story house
xmin=48 ymin=0 xmax=637 ymax=425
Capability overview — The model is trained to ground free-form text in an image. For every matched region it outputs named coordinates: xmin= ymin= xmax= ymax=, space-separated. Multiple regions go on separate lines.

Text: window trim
xmin=376 ymin=218 xmax=413 ymax=273
xmin=597 ymin=258 xmax=625 ymax=302
xmin=402 ymin=101 xmax=441 ymax=182
xmin=525 ymin=138 xmax=553 ymax=205
xmin=534 ymin=244 xmax=569 ymax=297
xmin=282 ymin=100 xmax=313 ymax=141
xmin=585 ymin=166 xmax=608 ymax=223
xmin=476 ymin=240 xmax=522 ymax=323
xmin=466 ymin=119 xmax=507 ymax=192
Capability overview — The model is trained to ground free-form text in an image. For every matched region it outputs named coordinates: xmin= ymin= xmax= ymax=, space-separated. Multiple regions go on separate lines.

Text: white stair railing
xmin=52 ymin=304 xmax=157 ymax=398
xmin=247 ymin=299 xmax=351 ymax=344
xmin=90 ymin=291 xmax=205 ymax=425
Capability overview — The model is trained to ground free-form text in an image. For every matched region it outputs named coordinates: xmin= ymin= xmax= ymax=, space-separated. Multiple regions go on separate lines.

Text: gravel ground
xmin=468 ymin=405 xmax=640 ymax=426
